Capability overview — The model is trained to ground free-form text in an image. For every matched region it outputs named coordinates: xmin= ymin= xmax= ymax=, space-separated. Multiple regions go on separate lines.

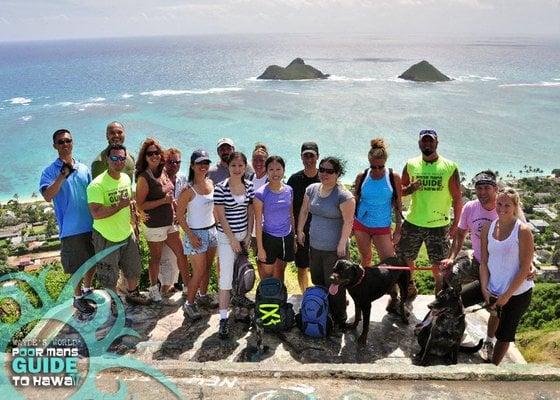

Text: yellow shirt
xmin=405 ymin=155 xmax=458 ymax=228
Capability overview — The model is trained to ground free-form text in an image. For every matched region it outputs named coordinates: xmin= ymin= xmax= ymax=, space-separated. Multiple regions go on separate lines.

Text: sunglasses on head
xmin=146 ymin=150 xmax=160 ymax=157
xmin=370 ymin=164 xmax=385 ymax=170
xmin=167 ymin=160 xmax=181 ymax=165
xmin=419 ymin=129 xmax=437 ymax=136
xmin=319 ymin=167 xmax=337 ymax=174
xmin=57 ymin=138 xmax=73 ymax=145
xmin=109 ymin=155 xmax=126 ymax=162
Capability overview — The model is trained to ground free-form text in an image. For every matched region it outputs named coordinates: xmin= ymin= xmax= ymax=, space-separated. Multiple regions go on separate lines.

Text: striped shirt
xmin=214 ymin=178 xmax=255 ymax=233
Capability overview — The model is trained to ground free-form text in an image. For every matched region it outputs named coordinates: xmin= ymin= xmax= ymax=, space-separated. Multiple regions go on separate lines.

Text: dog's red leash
xmin=374 ymin=265 xmax=437 ymax=271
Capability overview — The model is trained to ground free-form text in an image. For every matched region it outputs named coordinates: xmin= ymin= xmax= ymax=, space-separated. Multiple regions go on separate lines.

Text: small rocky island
xmin=257 ymin=58 xmax=329 ymax=80
xmin=398 ymin=60 xmax=451 ymax=82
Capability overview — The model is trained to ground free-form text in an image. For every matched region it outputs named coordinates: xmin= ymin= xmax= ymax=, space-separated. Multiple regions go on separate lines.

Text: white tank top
xmin=187 ymin=186 xmax=215 ymax=229
xmin=487 ymin=219 xmax=534 ymax=296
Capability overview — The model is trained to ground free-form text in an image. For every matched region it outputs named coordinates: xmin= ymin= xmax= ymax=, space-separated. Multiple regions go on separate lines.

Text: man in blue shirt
xmin=39 ymin=128 xmax=96 ymax=314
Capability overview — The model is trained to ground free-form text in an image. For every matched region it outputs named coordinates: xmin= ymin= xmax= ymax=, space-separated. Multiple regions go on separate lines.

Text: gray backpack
xmin=232 ymin=246 xmax=255 ymax=296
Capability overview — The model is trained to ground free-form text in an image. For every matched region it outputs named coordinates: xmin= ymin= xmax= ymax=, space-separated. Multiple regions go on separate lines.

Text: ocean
xmin=1 ymin=33 xmax=559 ymax=202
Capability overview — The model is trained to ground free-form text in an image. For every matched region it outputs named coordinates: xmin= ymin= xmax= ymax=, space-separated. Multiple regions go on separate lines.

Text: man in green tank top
xmin=396 ymin=129 xmax=462 ymax=294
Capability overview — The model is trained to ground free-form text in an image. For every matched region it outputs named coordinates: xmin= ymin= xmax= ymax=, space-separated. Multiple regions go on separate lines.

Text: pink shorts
xmin=353 ymin=219 xmax=392 ymax=236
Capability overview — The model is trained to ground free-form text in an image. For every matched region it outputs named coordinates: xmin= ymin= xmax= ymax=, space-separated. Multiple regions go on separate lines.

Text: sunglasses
xmin=57 ymin=138 xmax=73 ymax=145
xmin=109 ymin=155 xmax=126 ymax=162
xmin=419 ymin=129 xmax=437 ymax=136
xmin=195 ymin=160 xmax=211 ymax=165
xmin=319 ymin=167 xmax=337 ymax=174
xmin=370 ymin=164 xmax=385 ymax=170
xmin=167 ymin=160 xmax=181 ymax=165
xmin=146 ymin=150 xmax=160 ymax=157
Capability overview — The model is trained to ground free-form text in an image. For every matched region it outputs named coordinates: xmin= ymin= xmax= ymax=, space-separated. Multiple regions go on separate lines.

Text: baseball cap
xmin=419 ymin=129 xmax=438 ymax=140
xmin=474 ymin=171 xmax=497 ymax=187
xmin=191 ymin=149 xmax=211 ymax=164
xmin=301 ymin=141 xmax=319 ymax=156
xmin=216 ymin=137 xmax=235 ymax=150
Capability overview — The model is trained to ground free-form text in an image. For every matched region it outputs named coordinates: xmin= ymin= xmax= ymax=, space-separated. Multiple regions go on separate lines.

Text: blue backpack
xmin=296 ymin=286 xmax=334 ymax=338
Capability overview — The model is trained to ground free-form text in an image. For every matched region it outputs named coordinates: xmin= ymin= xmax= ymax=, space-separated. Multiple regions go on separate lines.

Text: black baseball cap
xmin=301 ymin=142 xmax=319 ymax=156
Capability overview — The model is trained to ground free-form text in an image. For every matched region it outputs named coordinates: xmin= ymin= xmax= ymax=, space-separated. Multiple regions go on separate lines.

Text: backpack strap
xmin=388 ymin=168 xmax=404 ymax=220
xmin=354 ymin=168 xmax=369 ymax=216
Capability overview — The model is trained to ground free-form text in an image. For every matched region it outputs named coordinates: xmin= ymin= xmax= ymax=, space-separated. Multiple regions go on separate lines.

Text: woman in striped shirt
xmin=214 ymin=151 xmax=255 ymax=339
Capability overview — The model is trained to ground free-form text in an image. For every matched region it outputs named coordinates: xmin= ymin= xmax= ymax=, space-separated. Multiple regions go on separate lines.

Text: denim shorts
xmin=183 ymin=226 xmax=218 ymax=255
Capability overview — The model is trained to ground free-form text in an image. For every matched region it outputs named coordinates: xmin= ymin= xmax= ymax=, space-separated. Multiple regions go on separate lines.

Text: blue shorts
xmin=183 ymin=226 xmax=218 ymax=255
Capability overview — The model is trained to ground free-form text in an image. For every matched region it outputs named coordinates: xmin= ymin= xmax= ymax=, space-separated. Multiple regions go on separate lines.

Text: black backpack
xmin=296 ymin=286 xmax=334 ymax=338
xmin=254 ymin=278 xmax=295 ymax=332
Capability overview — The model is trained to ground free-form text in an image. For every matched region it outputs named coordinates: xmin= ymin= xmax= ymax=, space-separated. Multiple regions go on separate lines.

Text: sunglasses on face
xmin=167 ymin=160 xmax=181 ymax=165
xmin=370 ymin=164 xmax=385 ymax=170
xmin=195 ymin=161 xmax=211 ymax=165
xmin=57 ymin=138 xmax=73 ymax=145
xmin=109 ymin=155 xmax=126 ymax=162
xmin=146 ymin=150 xmax=160 ymax=157
xmin=319 ymin=167 xmax=337 ymax=174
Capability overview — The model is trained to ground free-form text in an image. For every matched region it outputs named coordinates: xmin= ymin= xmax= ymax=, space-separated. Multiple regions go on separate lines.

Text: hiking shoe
xmin=125 ymin=287 xmax=152 ymax=306
xmin=73 ymin=297 xmax=95 ymax=314
xmin=197 ymin=293 xmax=219 ymax=309
xmin=148 ymin=285 xmax=162 ymax=302
xmin=481 ymin=341 xmax=494 ymax=362
xmin=218 ymin=318 xmax=229 ymax=339
xmin=230 ymin=294 xmax=255 ymax=309
xmin=407 ymin=280 xmax=418 ymax=300
xmin=183 ymin=303 xmax=202 ymax=321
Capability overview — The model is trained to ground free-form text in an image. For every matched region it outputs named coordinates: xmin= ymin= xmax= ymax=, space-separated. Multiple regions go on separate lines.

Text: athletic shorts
xmin=60 ymin=232 xmax=94 ymax=274
xmin=396 ymin=220 xmax=450 ymax=265
xmin=92 ymin=230 xmax=142 ymax=289
xmin=352 ymin=219 xmax=392 ymax=236
xmin=183 ymin=226 xmax=218 ymax=255
xmin=261 ymin=231 xmax=295 ymax=264
xmin=461 ymin=281 xmax=532 ymax=342
xmin=142 ymin=224 xmax=178 ymax=242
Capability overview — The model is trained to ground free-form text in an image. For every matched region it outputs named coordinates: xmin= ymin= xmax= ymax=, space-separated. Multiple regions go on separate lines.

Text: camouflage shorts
xmin=396 ymin=220 xmax=450 ymax=265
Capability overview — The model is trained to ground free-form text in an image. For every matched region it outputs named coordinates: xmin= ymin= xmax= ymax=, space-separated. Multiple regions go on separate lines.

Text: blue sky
xmin=1 ymin=0 xmax=559 ymax=41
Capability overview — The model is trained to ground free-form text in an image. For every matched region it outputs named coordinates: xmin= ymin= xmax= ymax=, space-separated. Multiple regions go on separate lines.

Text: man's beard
xmin=220 ymin=153 xmax=230 ymax=163
xmin=421 ymin=148 xmax=434 ymax=156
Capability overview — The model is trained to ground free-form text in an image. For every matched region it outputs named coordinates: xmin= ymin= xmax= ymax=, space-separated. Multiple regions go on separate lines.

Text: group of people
xmin=40 ymin=124 xmax=534 ymax=364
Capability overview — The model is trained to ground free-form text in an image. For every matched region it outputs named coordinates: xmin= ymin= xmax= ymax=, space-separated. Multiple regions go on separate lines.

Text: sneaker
xmin=148 ymin=285 xmax=162 ymax=302
xmin=230 ymin=294 xmax=255 ymax=309
xmin=197 ymin=293 xmax=219 ymax=309
xmin=183 ymin=302 xmax=202 ymax=321
xmin=407 ymin=280 xmax=418 ymax=300
xmin=481 ymin=341 xmax=494 ymax=362
xmin=73 ymin=297 xmax=95 ymax=314
xmin=125 ymin=287 xmax=152 ymax=306
xmin=218 ymin=318 xmax=229 ymax=339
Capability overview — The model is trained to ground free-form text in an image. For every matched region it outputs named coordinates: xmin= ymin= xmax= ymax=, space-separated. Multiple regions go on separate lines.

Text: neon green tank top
xmin=405 ymin=156 xmax=458 ymax=228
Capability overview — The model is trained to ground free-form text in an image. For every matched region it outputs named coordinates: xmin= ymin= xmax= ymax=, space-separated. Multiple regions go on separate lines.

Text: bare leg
xmin=164 ymin=231 xmax=190 ymax=289
xmin=492 ymin=340 xmax=510 ymax=365
xmin=199 ymin=246 xmax=216 ymax=296
xmin=371 ymin=233 xmax=396 ymax=262
xmin=354 ymin=230 xmax=373 ymax=266
xmin=146 ymin=241 xmax=163 ymax=286
xmin=297 ymin=268 xmax=310 ymax=294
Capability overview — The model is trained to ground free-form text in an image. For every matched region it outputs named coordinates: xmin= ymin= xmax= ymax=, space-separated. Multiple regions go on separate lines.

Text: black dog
xmin=416 ymin=279 xmax=483 ymax=365
xmin=329 ymin=258 xmax=412 ymax=344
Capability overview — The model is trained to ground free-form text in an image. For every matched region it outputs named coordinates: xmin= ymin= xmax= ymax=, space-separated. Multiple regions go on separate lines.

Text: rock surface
xmin=399 ymin=60 xmax=451 ymax=82
xmin=257 ymin=58 xmax=329 ymax=80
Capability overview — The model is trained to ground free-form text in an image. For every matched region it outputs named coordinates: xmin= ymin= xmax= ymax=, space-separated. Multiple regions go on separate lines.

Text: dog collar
xmin=350 ymin=265 xmax=366 ymax=288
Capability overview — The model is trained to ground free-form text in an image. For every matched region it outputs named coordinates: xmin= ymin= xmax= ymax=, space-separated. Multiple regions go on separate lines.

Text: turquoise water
xmin=1 ymin=33 xmax=559 ymax=201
